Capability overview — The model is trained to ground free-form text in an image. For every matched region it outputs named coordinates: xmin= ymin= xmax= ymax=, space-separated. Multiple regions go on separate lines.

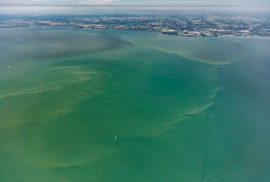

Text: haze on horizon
xmin=1 ymin=0 xmax=270 ymax=7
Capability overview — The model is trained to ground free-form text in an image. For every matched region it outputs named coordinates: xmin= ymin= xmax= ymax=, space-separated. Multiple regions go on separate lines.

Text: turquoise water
xmin=0 ymin=28 xmax=269 ymax=182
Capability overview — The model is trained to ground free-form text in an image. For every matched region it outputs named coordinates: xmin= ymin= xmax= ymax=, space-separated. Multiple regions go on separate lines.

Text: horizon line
xmin=0 ymin=4 xmax=270 ymax=8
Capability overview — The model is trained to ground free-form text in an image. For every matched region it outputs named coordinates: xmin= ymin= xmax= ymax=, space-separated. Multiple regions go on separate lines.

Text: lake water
xmin=0 ymin=28 xmax=269 ymax=182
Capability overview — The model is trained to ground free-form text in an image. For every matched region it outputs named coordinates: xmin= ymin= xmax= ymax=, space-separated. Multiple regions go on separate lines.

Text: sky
xmin=0 ymin=0 xmax=270 ymax=7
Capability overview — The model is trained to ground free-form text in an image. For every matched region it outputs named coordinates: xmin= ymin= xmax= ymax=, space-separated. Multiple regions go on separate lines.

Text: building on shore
xmin=161 ymin=29 xmax=178 ymax=35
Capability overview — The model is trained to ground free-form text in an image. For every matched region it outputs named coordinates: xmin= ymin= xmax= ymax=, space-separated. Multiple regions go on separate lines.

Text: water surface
xmin=0 ymin=28 xmax=269 ymax=182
